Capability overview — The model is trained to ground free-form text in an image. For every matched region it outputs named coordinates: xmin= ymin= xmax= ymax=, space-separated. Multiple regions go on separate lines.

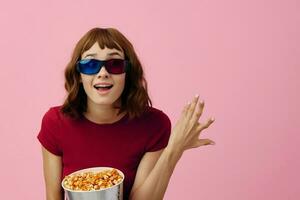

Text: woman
xmin=37 ymin=27 xmax=215 ymax=200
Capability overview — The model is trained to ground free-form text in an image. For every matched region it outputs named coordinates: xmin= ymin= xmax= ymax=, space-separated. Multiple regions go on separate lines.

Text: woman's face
xmin=80 ymin=42 xmax=126 ymax=107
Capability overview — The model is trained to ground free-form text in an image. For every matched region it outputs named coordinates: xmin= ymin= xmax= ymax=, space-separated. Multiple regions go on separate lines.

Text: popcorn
xmin=63 ymin=168 xmax=123 ymax=191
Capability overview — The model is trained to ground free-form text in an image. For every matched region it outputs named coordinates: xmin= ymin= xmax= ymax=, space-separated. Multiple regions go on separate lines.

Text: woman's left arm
xmin=129 ymin=95 xmax=216 ymax=200
xmin=129 ymin=145 xmax=183 ymax=200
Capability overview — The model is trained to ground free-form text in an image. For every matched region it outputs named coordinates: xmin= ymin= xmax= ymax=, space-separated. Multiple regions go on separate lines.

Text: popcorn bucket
xmin=62 ymin=167 xmax=124 ymax=200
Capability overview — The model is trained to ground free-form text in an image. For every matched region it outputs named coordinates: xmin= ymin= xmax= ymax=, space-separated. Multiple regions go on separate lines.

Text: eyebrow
xmin=83 ymin=52 xmax=122 ymax=58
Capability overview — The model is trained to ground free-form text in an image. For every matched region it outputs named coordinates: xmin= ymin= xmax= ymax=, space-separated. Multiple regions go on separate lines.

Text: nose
xmin=96 ymin=65 xmax=110 ymax=78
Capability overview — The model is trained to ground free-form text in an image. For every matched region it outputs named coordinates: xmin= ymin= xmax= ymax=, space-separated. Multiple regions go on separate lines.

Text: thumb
xmin=196 ymin=139 xmax=215 ymax=147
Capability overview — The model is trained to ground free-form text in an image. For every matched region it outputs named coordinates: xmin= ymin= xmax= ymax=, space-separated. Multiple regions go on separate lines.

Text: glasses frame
xmin=76 ymin=58 xmax=131 ymax=75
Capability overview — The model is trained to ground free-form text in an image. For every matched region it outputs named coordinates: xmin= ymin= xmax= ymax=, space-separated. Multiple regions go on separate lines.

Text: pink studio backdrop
xmin=0 ymin=0 xmax=299 ymax=199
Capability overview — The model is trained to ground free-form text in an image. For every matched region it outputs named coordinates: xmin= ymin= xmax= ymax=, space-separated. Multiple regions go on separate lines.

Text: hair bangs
xmin=80 ymin=29 xmax=123 ymax=59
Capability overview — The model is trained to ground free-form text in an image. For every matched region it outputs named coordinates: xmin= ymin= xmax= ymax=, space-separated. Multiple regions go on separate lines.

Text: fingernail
xmin=211 ymin=142 xmax=215 ymax=145
xmin=211 ymin=117 xmax=215 ymax=122
xmin=195 ymin=94 xmax=199 ymax=98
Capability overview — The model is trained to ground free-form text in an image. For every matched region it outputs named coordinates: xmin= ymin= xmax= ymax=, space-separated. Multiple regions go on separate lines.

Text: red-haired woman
xmin=37 ymin=27 xmax=215 ymax=200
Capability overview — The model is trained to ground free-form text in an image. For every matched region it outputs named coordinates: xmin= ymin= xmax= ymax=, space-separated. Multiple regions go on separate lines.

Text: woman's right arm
xmin=41 ymin=146 xmax=64 ymax=200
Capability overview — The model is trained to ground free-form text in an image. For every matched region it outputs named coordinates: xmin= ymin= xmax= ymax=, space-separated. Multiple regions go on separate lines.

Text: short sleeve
xmin=145 ymin=110 xmax=172 ymax=152
xmin=37 ymin=107 xmax=63 ymax=156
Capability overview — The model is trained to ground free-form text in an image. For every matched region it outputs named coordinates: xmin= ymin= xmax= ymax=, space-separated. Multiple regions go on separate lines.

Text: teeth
xmin=94 ymin=84 xmax=113 ymax=89
xmin=94 ymin=84 xmax=113 ymax=87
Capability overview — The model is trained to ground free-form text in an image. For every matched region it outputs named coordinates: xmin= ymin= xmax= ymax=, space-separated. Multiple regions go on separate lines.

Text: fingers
xmin=186 ymin=95 xmax=200 ymax=120
xmin=197 ymin=139 xmax=215 ymax=146
xmin=194 ymin=117 xmax=215 ymax=135
xmin=190 ymin=139 xmax=215 ymax=148
xmin=181 ymin=101 xmax=191 ymax=119
xmin=191 ymin=98 xmax=205 ymax=125
xmin=182 ymin=95 xmax=215 ymax=131
xmin=202 ymin=117 xmax=215 ymax=130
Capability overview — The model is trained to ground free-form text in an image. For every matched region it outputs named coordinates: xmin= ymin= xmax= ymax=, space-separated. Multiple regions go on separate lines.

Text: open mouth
xmin=94 ymin=84 xmax=114 ymax=91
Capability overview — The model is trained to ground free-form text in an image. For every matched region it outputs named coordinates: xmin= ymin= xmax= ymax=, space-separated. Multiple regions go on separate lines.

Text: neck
xmin=84 ymin=98 xmax=124 ymax=123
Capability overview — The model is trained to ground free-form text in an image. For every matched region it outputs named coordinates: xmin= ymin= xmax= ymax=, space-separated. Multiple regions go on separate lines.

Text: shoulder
xmin=143 ymin=106 xmax=171 ymax=127
xmin=142 ymin=107 xmax=172 ymax=152
xmin=41 ymin=105 xmax=65 ymax=124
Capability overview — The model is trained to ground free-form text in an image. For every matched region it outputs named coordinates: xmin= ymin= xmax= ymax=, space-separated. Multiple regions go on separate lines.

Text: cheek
xmin=113 ymin=75 xmax=126 ymax=91
xmin=80 ymin=75 xmax=93 ymax=91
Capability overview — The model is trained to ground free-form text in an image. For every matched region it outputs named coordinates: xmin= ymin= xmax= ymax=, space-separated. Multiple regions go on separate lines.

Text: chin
xmin=93 ymin=99 xmax=114 ymax=105
xmin=92 ymin=96 xmax=120 ymax=106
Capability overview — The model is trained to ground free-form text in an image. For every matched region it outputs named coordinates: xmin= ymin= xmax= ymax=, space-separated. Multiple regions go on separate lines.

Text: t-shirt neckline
xmin=82 ymin=112 xmax=129 ymax=127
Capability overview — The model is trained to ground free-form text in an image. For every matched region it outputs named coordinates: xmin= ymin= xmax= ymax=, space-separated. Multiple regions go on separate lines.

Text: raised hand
xmin=168 ymin=95 xmax=215 ymax=153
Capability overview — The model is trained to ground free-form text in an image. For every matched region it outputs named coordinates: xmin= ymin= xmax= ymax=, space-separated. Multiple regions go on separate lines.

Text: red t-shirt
xmin=37 ymin=105 xmax=171 ymax=200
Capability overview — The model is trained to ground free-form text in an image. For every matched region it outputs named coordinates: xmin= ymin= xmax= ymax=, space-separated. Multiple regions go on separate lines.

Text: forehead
xmin=82 ymin=42 xmax=124 ymax=58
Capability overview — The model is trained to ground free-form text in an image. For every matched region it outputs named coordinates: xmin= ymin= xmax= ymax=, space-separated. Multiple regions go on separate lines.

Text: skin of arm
xmin=129 ymin=146 xmax=182 ymax=200
xmin=41 ymin=146 xmax=64 ymax=200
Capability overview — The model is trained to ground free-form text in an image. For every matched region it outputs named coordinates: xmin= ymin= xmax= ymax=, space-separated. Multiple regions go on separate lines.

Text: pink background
xmin=0 ymin=0 xmax=299 ymax=199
